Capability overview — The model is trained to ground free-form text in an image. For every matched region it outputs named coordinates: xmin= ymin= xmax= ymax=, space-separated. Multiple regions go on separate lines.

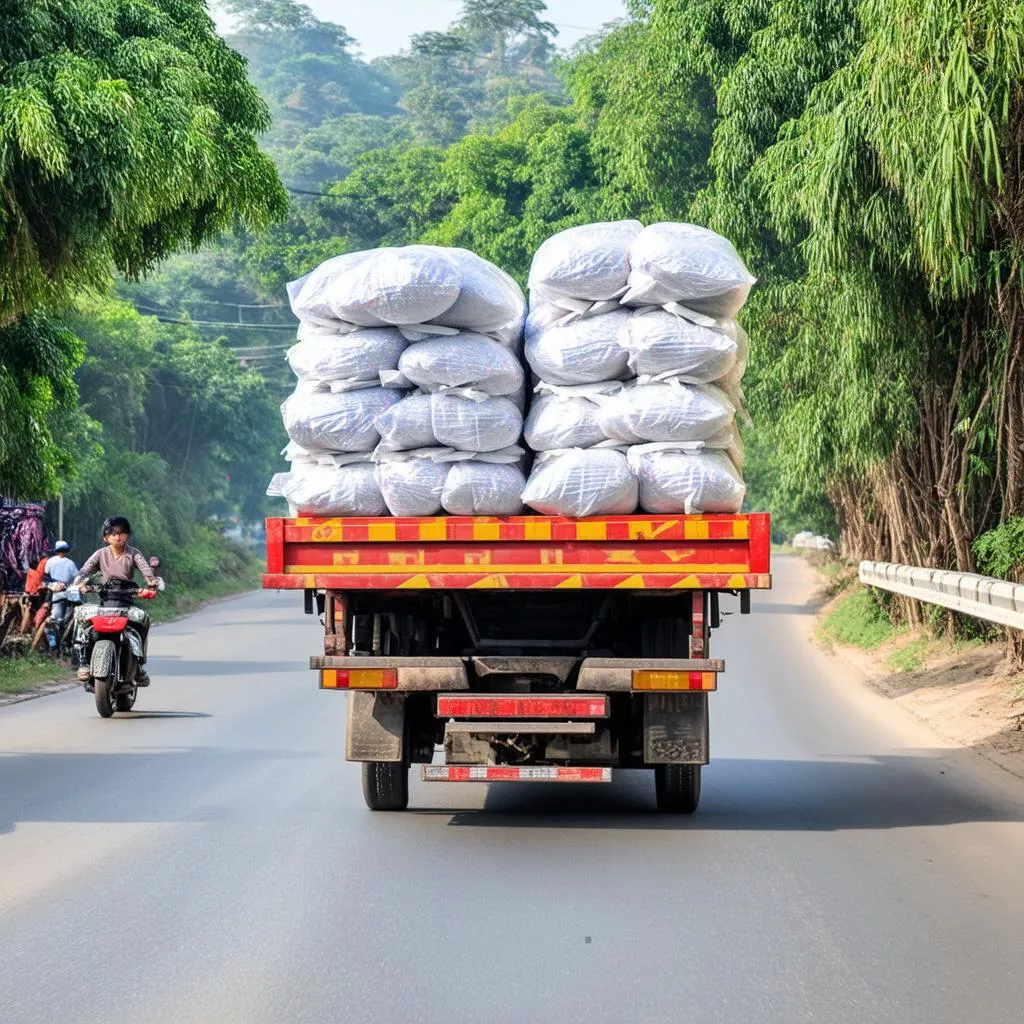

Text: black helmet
xmin=102 ymin=516 xmax=132 ymax=538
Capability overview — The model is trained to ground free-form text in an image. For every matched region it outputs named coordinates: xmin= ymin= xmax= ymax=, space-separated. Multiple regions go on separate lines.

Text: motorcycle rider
xmin=43 ymin=541 xmax=79 ymax=648
xmin=67 ymin=517 xmax=159 ymax=687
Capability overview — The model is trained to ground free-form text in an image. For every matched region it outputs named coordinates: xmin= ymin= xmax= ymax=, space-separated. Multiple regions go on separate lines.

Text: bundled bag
xmin=595 ymin=380 xmax=734 ymax=444
xmin=267 ymin=462 xmax=386 ymax=517
xmin=375 ymin=447 xmax=525 ymax=516
xmin=392 ymin=335 xmax=525 ymax=396
xmin=627 ymin=446 xmax=746 ymax=515
xmin=375 ymin=450 xmax=451 ymax=517
xmin=287 ymin=246 xmax=525 ymax=342
xmin=623 ymin=223 xmax=756 ymax=318
xmin=528 ymin=221 xmax=642 ymax=306
xmin=424 ymin=247 xmax=526 ymax=344
xmin=442 ymin=460 xmax=526 ymax=516
xmin=288 ymin=246 xmax=462 ymax=329
xmin=376 ymin=393 xmax=522 ymax=453
xmin=432 ymin=394 xmax=522 ymax=452
xmin=374 ymin=393 xmax=437 ymax=451
xmin=525 ymin=309 xmax=631 ymax=386
xmin=521 ymin=448 xmax=638 ymax=518
xmin=281 ymin=386 xmax=401 ymax=452
xmin=623 ymin=310 xmax=739 ymax=382
xmin=286 ymin=328 xmax=407 ymax=385
xmin=523 ymin=383 xmax=619 ymax=451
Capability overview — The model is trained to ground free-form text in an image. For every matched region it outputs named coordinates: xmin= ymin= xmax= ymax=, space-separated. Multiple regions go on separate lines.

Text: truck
xmin=264 ymin=511 xmax=771 ymax=812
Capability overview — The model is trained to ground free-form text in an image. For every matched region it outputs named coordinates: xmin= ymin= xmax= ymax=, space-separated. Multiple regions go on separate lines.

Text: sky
xmin=252 ymin=1 xmax=629 ymax=58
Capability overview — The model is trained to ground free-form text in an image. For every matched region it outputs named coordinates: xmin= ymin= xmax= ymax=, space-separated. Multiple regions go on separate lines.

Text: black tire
xmin=94 ymin=676 xmax=116 ymax=718
xmin=115 ymin=687 xmax=137 ymax=713
xmin=361 ymin=761 xmax=409 ymax=811
xmin=643 ymin=617 xmax=704 ymax=814
xmin=654 ymin=763 xmax=701 ymax=813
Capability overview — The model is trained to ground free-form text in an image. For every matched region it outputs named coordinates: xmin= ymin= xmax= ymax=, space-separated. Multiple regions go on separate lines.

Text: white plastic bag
xmin=266 ymin=465 xmax=386 ymax=517
xmin=595 ymin=381 xmax=734 ymax=444
xmin=287 ymin=246 xmax=462 ymax=328
xmin=287 ymin=250 xmax=377 ymax=326
xmin=432 ymin=394 xmax=522 ymax=452
xmin=425 ymin=247 xmax=526 ymax=341
xmin=521 ymin=448 xmax=638 ymax=517
xmin=523 ymin=383 xmax=620 ymax=450
xmin=375 ymin=451 xmax=450 ymax=517
xmin=623 ymin=223 xmax=755 ymax=317
xmin=376 ymin=393 xmax=523 ymax=452
xmin=395 ymin=334 xmax=525 ymax=396
xmin=288 ymin=245 xmax=526 ymax=340
xmin=524 ymin=309 xmax=631 ymax=385
xmin=623 ymin=310 xmax=739 ymax=381
xmin=528 ymin=221 xmax=642 ymax=304
xmin=286 ymin=329 xmax=408 ymax=384
xmin=627 ymin=446 xmax=746 ymax=514
xmin=374 ymin=393 xmax=437 ymax=451
xmin=442 ymin=461 xmax=525 ymax=515
xmin=281 ymin=386 xmax=401 ymax=452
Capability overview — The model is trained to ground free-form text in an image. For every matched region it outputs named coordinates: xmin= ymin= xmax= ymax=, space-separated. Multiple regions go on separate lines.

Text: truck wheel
xmin=654 ymin=764 xmax=701 ymax=814
xmin=361 ymin=761 xmax=409 ymax=811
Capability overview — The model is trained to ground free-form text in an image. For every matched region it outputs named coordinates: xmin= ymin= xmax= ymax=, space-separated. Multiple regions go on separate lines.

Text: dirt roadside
xmin=813 ymin=570 xmax=1024 ymax=780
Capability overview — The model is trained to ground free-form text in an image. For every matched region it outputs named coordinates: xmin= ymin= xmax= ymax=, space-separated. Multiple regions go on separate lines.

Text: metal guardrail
xmin=859 ymin=561 xmax=1024 ymax=630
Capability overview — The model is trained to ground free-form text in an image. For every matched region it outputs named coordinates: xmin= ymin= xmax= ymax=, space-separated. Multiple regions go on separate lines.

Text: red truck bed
xmin=263 ymin=512 xmax=771 ymax=591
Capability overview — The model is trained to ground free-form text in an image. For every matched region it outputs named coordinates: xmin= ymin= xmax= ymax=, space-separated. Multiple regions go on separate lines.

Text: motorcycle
xmin=32 ymin=582 xmax=84 ymax=657
xmin=74 ymin=579 xmax=158 ymax=718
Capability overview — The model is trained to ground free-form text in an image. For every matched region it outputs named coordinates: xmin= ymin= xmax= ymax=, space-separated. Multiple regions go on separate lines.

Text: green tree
xmin=0 ymin=0 xmax=286 ymax=498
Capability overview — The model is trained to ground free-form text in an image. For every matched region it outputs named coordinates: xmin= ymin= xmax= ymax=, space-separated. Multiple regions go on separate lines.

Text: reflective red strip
xmin=422 ymin=766 xmax=611 ymax=783
xmin=436 ymin=694 xmax=608 ymax=718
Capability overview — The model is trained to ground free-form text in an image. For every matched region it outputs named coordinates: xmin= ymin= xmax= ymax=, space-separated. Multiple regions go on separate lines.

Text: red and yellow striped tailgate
xmin=264 ymin=513 xmax=771 ymax=591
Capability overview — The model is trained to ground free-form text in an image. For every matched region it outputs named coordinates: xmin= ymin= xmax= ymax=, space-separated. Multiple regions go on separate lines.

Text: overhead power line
xmin=149 ymin=314 xmax=296 ymax=332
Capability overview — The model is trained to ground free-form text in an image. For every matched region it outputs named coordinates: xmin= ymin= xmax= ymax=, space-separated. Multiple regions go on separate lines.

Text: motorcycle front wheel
xmin=115 ymin=686 xmax=137 ymax=713
xmin=94 ymin=675 xmax=115 ymax=718
xmin=91 ymin=640 xmax=117 ymax=718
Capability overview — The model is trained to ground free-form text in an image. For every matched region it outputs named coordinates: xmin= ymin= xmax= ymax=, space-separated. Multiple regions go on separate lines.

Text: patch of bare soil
xmin=817 ymin=578 xmax=1024 ymax=778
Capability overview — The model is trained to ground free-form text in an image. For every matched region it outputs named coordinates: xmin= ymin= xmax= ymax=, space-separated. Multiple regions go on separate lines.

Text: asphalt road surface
xmin=3 ymin=556 xmax=1024 ymax=1024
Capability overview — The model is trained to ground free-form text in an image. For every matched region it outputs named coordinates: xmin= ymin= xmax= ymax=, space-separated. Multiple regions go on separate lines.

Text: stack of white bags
xmin=267 ymin=245 xmax=528 ymax=516
xmin=520 ymin=221 xmax=753 ymax=517
xmin=267 ymin=223 xmax=755 ymax=520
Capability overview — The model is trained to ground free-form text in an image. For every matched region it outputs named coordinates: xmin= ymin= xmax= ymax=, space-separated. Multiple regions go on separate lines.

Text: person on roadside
xmin=68 ymin=517 xmax=159 ymax=686
xmin=43 ymin=541 xmax=79 ymax=641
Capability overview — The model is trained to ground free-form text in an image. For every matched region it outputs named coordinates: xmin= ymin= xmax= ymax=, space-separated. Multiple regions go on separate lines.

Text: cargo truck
xmin=264 ymin=512 xmax=771 ymax=812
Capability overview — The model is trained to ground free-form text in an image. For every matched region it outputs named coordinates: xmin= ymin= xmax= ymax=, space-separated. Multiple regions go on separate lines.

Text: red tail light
xmin=92 ymin=615 xmax=129 ymax=633
xmin=320 ymin=668 xmax=398 ymax=690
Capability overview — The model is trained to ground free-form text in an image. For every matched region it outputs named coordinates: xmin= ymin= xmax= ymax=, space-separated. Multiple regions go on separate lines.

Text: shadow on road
xmin=438 ymin=754 xmax=1022 ymax=832
xmin=2 ymin=751 xmax=1020 ymax=836
xmin=119 ymin=711 xmax=212 ymax=719
xmin=146 ymin=659 xmax=303 ymax=677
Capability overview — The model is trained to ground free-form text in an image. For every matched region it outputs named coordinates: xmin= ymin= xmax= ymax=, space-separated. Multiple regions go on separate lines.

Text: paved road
xmin=3 ymin=556 xmax=1024 ymax=1023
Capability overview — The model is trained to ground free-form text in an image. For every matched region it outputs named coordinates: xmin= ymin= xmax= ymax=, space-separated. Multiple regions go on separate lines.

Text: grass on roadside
xmin=885 ymin=634 xmax=933 ymax=673
xmin=817 ymin=586 xmax=904 ymax=652
xmin=0 ymin=653 xmax=63 ymax=695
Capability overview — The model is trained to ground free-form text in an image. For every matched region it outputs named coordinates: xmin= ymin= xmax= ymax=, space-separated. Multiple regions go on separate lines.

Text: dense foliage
xmin=0 ymin=0 xmax=286 ymax=501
